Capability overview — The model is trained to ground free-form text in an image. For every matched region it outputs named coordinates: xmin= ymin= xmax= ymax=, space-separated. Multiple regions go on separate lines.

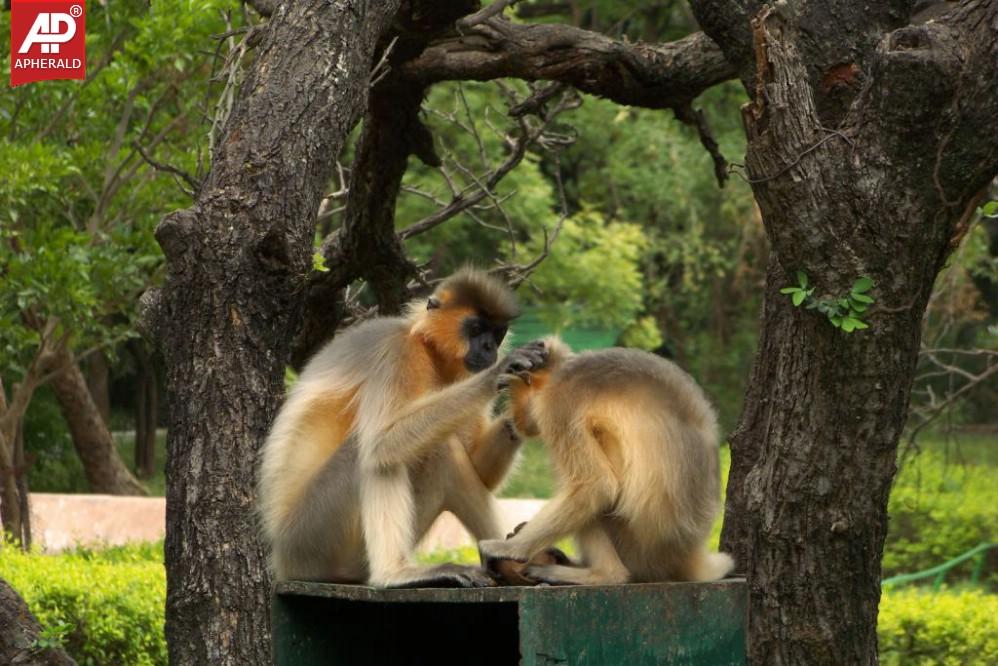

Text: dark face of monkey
xmin=462 ymin=315 xmax=508 ymax=372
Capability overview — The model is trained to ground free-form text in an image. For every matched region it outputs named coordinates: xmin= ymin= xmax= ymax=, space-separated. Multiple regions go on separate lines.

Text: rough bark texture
xmin=146 ymin=2 xmax=400 ymax=663
xmin=403 ymin=20 xmax=735 ymax=110
xmin=0 ymin=577 xmax=75 ymax=665
xmin=48 ymin=351 xmax=144 ymax=496
xmin=688 ymin=1 xmax=998 ymax=662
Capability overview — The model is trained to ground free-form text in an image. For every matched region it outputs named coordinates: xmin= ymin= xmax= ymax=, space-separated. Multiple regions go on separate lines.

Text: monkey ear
xmin=427 ymin=296 xmax=441 ymax=310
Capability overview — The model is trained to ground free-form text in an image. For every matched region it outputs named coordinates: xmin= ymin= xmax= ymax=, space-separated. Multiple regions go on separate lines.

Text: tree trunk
xmin=130 ymin=340 xmax=157 ymax=479
xmin=146 ymin=2 xmax=400 ymax=663
xmin=0 ymin=441 xmax=22 ymax=543
xmin=84 ymin=351 xmax=111 ymax=427
xmin=48 ymin=350 xmax=144 ymax=495
xmin=0 ymin=577 xmax=75 ymax=665
xmin=0 ymin=380 xmax=25 ymax=543
xmin=692 ymin=1 xmax=998 ymax=662
xmin=13 ymin=418 xmax=31 ymax=549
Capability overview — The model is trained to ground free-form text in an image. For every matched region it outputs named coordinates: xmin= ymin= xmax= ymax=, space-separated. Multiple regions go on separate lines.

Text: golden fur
xmin=481 ymin=336 xmax=734 ymax=585
xmin=258 ymin=269 xmax=530 ymax=586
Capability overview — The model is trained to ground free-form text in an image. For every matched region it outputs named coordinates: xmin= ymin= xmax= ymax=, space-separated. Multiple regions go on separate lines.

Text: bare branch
xmin=135 ymin=143 xmax=202 ymax=195
xmin=399 ymin=84 xmax=580 ymax=241
xmin=457 ymin=0 xmax=521 ymax=29
xmin=402 ymin=19 xmax=734 ymax=110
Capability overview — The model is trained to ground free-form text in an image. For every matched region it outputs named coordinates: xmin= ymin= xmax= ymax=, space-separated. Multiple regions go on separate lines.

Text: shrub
xmin=0 ymin=542 xmax=166 ymax=666
xmin=879 ymin=587 xmax=998 ymax=665
xmin=885 ymin=451 xmax=997 ymax=587
xmin=21 ymin=386 xmax=89 ymax=494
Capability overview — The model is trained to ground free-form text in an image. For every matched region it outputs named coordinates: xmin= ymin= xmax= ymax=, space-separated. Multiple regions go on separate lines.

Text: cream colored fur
xmin=480 ymin=337 xmax=735 ymax=584
xmin=258 ymin=271 xmax=526 ymax=586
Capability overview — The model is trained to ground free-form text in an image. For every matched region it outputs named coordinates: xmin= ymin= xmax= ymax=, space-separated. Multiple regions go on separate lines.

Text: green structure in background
xmin=509 ymin=308 xmax=621 ymax=351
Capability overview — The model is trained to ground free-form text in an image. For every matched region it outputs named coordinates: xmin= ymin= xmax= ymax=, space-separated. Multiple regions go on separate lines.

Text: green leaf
xmin=797 ymin=271 xmax=808 ymax=288
xmin=851 ymin=293 xmax=875 ymax=304
xmin=852 ymin=276 xmax=874 ymax=293
xmin=780 ymin=287 xmax=800 ymax=295
xmin=312 ymin=252 xmax=329 ymax=273
xmin=830 ymin=315 xmax=843 ymax=327
xmin=982 ymin=201 xmax=998 ymax=217
xmin=792 ymin=291 xmax=806 ymax=307
xmin=850 ymin=303 xmax=868 ymax=313
xmin=852 ymin=318 xmax=869 ymax=330
xmin=841 ymin=317 xmax=857 ymax=333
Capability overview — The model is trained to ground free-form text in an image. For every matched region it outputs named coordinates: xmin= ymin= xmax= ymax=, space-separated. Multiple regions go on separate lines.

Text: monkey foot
xmin=385 ymin=564 xmax=498 ymax=589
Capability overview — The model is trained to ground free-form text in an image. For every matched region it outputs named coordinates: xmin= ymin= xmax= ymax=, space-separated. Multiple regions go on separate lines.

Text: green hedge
xmin=0 ymin=542 xmax=166 ymax=666
xmin=879 ymin=587 xmax=998 ymax=665
xmin=885 ymin=451 xmax=997 ymax=586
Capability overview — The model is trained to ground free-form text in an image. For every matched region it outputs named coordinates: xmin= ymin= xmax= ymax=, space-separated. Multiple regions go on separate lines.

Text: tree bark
xmin=403 ymin=20 xmax=735 ymax=110
xmin=145 ymin=2 xmax=401 ymax=663
xmin=13 ymin=418 xmax=31 ymax=549
xmin=0 ymin=577 xmax=75 ymax=666
xmin=83 ymin=351 xmax=111 ymax=427
xmin=48 ymin=350 xmax=144 ymax=495
xmin=693 ymin=1 xmax=998 ymax=662
xmin=0 ymin=380 xmax=25 ymax=543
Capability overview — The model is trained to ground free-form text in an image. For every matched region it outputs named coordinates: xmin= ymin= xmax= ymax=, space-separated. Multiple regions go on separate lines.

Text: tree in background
xmin=0 ymin=1 xmax=245 ymax=499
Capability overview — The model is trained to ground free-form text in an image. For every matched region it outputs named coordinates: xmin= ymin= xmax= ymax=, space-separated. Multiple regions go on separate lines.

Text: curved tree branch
xmin=402 ymin=18 xmax=735 ymax=109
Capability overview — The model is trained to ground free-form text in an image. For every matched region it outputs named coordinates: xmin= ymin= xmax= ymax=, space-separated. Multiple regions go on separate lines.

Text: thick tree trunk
xmin=48 ymin=351 xmax=144 ymax=495
xmin=145 ymin=2 xmax=400 ymax=663
xmin=0 ymin=577 xmax=75 ymax=665
xmin=697 ymin=1 xmax=998 ymax=662
xmin=84 ymin=351 xmax=111 ymax=426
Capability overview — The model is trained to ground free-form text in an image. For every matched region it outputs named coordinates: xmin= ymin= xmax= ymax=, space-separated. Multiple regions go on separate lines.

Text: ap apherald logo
xmin=10 ymin=1 xmax=86 ymax=87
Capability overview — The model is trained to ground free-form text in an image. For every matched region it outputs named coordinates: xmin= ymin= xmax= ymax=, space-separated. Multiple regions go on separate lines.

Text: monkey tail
xmin=688 ymin=550 xmax=735 ymax=582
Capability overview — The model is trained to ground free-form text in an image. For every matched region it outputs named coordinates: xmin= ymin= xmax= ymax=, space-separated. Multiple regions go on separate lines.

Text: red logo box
xmin=10 ymin=1 xmax=86 ymax=87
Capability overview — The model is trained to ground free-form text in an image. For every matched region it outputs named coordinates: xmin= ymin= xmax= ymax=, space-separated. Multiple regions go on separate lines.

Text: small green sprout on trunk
xmin=781 ymin=271 xmax=875 ymax=333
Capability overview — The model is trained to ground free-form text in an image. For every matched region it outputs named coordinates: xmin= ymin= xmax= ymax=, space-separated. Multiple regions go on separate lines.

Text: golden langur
xmin=480 ymin=337 xmax=734 ymax=585
xmin=258 ymin=269 xmax=547 ymax=587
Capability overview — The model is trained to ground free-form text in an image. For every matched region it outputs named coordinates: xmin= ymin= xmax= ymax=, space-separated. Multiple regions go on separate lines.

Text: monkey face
xmin=462 ymin=315 xmax=508 ymax=372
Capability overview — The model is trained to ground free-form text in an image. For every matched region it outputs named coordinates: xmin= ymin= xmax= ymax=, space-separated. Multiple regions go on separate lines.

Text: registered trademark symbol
xmin=70 ymin=5 xmax=83 ymax=17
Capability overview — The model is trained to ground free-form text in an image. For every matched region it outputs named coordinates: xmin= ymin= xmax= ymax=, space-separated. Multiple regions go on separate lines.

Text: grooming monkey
xmin=258 ymin=269 xmax=547 ymax=587
xmin=480 ymin=338 xmax=734 ymax=585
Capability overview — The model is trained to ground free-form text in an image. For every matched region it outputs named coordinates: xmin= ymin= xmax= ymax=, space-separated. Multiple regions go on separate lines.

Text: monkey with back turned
xmin=483 ymin=337 xmax=734 ymax=585
xmin=258 ymin=269 xmax=545 ymax=587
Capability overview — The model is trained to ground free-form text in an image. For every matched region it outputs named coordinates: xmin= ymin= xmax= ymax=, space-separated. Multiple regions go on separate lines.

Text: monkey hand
xmin=495 ymin=340 xmax=548 ymax=390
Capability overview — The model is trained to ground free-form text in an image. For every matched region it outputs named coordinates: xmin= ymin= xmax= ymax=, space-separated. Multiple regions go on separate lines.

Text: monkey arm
xmin=466 ymin=416 xmax=523 ymax=491
xmin=507 ymin=375 xmax=542 ymax=437
xmin=360 ymin=371 xmax=498 ymax=470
